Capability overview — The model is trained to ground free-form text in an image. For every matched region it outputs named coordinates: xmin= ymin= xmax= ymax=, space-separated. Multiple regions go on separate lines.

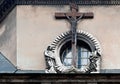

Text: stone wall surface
xmin=78 ymin=6 xmax=120 ymax=69
xmin=17 ymin=5 xmax=120 ymax=70
xmin=1 ymin=5 xmax=120 ymax=70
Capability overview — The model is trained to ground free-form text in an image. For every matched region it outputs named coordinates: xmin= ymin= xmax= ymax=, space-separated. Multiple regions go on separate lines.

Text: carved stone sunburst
xmin=44 ymin=30 xmax=101 ymax=73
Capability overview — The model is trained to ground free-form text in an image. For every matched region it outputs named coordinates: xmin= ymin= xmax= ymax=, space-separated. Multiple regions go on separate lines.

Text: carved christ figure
xmin=55 ymin=3 xmax=93 ymax=68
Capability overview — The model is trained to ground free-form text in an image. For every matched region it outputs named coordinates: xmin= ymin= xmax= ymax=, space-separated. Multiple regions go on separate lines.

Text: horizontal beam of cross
xmin=55 ymin=13 xmax=94 ymax=19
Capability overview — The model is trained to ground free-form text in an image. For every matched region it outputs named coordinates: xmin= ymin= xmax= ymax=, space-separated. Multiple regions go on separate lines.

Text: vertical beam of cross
xmin=55 ymin=3 xmax=94 ymax=68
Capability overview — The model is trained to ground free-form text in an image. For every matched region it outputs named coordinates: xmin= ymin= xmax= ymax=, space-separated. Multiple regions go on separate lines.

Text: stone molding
xmin=17 ymin=0 xmax=120 ymax=5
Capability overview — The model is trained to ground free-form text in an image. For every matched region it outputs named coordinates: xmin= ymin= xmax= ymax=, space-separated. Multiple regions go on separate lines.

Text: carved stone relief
xmin=44 ymin=30 xmax=101 ymax=73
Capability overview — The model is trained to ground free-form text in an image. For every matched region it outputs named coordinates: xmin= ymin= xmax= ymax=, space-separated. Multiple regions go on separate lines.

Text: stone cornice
xmin=17 ymin=0 xmax=120 ymax=5
xmin=0 ymin=0 xmax=120 ymax=23
xmin=0 ymin=74 xmax=120 ymax=82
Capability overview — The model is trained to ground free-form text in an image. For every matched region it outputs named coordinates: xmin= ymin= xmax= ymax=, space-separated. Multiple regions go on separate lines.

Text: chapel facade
xmin=0 ymin=0 xmax=120 ymax=83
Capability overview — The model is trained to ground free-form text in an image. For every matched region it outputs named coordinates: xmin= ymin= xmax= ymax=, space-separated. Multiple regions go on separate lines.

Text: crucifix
xmin=55 ymin=3 xmax=94 ymax=68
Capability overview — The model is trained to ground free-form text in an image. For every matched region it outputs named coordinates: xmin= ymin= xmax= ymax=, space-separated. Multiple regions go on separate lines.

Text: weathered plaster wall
xmin=78 ymin=6 xmax=120 ymax=69
xmin=17 ymin=5 xmax=120 ymax=70
xmin=17 ymin=6 xmax=69 ymax=70
xmin=0 ymin=8 xmax=16 ymax=66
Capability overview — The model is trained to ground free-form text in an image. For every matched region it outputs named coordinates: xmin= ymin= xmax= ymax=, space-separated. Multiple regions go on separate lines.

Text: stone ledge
xmin=0 ymin=74 xmax=120 ymax=83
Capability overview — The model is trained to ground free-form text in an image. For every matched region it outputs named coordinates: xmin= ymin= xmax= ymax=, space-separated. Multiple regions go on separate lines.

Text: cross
xmin=55 ymin=3 xmax=94 ymax=68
